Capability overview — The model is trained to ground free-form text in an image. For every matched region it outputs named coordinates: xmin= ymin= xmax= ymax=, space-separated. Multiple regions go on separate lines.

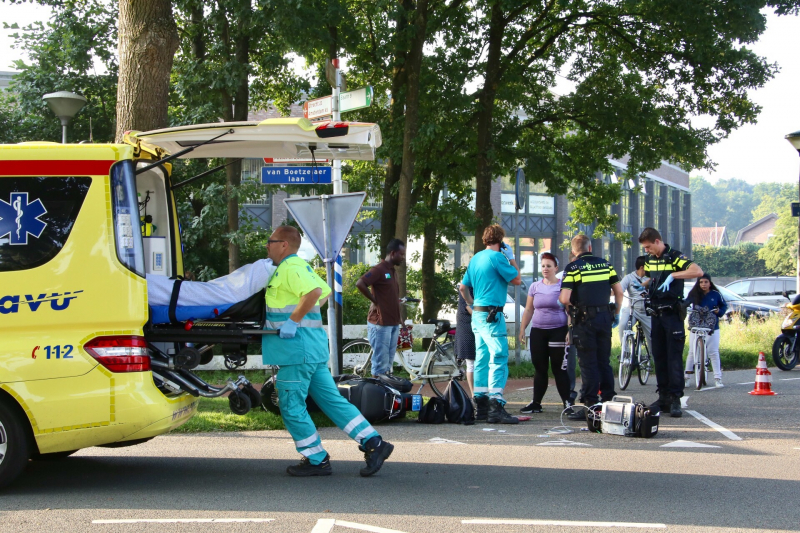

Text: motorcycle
xmin=772 ymin=291 xmax=800 ymax=370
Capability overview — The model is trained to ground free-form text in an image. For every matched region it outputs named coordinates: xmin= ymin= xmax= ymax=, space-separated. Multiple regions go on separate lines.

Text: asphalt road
xmin=2 ymin=368 xmax=799 ymax=533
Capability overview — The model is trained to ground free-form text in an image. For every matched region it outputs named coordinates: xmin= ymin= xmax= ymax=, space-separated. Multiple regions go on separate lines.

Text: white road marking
xmin=660 ymin=440 xmax=721 ymax=448
xmin=680 ymin=396 xmax=689 ymax=408
xmin=312 ymin=519 xmax=336 ymax=533
xmin=685 ymin=410 xmax=742 ymax=441
xmin=537 ymin=438 xmax=591 ymax=447
xmin=737 ymin=381 xmax=755 ymax=385
xmin=482 ymin=428 xmax=495 ymax=431
xmin=462 ymin=519 xmax=666 ymax=528
xmin=428 ymin=437 xmax=464 ymax=445
xmin=334 ymin=519 xmax=410 ymax=533
xmin=92 ymin=519 xmax=275 ymax=524
xmin=780 ymin=377 xmax=800 ymax=381
xmin=517 ymin=386 xmax=534 ymax=391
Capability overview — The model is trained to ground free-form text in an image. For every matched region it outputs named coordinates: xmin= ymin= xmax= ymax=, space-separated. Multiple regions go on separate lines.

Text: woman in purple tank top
xmin=518 ymin=252 xmax=573 ymax=414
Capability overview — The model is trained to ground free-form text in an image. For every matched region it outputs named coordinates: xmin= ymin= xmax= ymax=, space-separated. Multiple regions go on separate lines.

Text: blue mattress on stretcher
xmin=150 ymin=303 xmax=235 ymax=325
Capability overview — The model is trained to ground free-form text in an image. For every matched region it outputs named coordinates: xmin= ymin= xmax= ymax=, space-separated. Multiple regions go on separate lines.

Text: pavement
xmin=2 ymin=368 xmax=799 ymax=533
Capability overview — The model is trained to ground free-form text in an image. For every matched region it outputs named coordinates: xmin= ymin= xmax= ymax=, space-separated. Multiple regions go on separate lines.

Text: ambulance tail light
xmin=84 ymin=336 xmax=151 ymax=372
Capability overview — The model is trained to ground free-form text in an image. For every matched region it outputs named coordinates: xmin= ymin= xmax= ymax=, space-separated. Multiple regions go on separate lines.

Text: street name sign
xmin=339 ymin=87 xmax=373 ymax=113
xmin=304 ymin=96 xmax=333 ymax=119
xmin=261 ymin=166 xmax=332 ymax=184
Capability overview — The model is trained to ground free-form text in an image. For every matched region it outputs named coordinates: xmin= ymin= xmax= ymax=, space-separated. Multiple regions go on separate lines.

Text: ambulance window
xmin=0 ymin=176 xmax=91 ymax=272
xmin=110 ymin=161 xmax=145 ymax=277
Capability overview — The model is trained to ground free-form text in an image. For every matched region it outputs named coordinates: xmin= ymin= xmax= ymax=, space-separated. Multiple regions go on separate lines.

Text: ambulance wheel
xmin=244 ymin=385 xmax=262 ymax=410
xmin=260 ymin=378 xmax=282 ymax=415
xmin=228 ymin=390 xmax=252 ymax=415
xmin=0 ymin=399 xmax=32 ymax=490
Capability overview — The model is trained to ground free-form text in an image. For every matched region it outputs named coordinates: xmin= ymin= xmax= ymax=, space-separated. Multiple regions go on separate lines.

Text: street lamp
xmin=786 ymin=130 xmax=800 ymax=294
xmin=42 ymin=91 xmax=87 ymax=143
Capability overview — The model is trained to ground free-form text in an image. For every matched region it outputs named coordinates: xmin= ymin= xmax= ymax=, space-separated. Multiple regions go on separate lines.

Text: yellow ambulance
xmin=0 ymin=118 xmax=381 ymax=488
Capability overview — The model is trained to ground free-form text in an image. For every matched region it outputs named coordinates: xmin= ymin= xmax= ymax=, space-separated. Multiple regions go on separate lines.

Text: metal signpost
xmin=514 ymin=167 xmax=527 ymax=366
xmin=283 ymin=192 xmax=367 ymax=374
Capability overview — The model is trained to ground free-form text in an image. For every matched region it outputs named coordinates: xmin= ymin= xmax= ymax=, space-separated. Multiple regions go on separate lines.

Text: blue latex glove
xmin=612 ymin=313 xmax=620 ymax=328
xmin=557 ymin=300 xmax=566 ymax=309
xmin=279 ymin=318 xmax=299 ymax=339
xmin=657 ymin=273 xmax=674 ymax=292
xmin=500 ymin=243 xmax=515 ymax=261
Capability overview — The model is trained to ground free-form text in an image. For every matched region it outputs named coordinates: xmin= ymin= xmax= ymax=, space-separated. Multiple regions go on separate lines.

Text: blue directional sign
xmin=261 ymin=166 xmax=332 ymax=185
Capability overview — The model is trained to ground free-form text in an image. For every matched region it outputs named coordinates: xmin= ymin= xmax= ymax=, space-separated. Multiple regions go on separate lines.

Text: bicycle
xmin=341 ymin=299 xmax=463 ymax=398
xmin=687 ymin=306 xmax=717 ymax=390
xmin=618 ymin=295 xmax=654 ymax=390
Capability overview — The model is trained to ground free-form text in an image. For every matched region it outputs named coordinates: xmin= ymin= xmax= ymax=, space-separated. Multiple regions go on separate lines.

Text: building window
xmin=501 ymin=174 xmax=554 ymax=215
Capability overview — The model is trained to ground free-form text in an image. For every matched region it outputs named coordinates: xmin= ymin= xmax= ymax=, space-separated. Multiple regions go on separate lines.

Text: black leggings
xmin=529 ymin=325 xmax=571 ymax=404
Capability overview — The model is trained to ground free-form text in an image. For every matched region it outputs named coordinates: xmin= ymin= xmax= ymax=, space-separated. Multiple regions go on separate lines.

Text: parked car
xmin=724 ymin=277 xmax=796 ymax=308
xmin=439 ymin=292 xmax=532 ymax=336
xmin=684 ymin=284 xmax=779 ymax=321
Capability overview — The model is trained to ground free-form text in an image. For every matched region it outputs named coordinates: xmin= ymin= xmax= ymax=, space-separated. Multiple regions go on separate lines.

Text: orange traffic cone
xmin=749 ymin=352 xmax=776 ymax=396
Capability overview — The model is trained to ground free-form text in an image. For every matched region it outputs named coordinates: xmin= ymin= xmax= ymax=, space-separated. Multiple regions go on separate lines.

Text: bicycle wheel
xmin=342 ymin=339 xmax=373 ymax=376
xmin=637 ymin=336 xmax=652 ymax=385
xmin=619 ymin=333 xmax=633 ymax=390
xmin=694 ymin=335 xmax=706 ymax=390
xmin=424 ymin=341 xmax=463 ymax=398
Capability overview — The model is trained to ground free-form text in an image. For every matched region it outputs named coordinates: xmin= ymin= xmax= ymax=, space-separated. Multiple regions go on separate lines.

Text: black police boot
xmin=487 ymin=398 xmax=519 ymax=424
xmin=286 ymin=454 xmax=332 ymax=477
xmin=563 ymin=400 xmax=575 ymax=416
xmin=670 ymin=396 xmax=683 ymax=418
xmin=650 ymin=392 xmax=670 ymax=413
xmin=474 ymin=396 xmax=489 ymax=421
xmin=359 ymin=436 xmax=394 ymax=477
xmin=520 ymin=401 xmax=542 ymax=414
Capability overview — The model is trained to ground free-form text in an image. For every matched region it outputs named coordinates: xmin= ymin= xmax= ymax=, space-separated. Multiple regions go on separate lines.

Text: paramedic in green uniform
xmin=262 ymin=226 xmax=394 ymax=477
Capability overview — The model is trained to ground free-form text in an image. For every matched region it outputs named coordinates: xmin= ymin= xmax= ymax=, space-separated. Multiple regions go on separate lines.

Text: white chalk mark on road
xmin=685 ymin=410 xmax=742 ymax=441
xmin=428 ymin=437 xmax=464 ymax=445
xmin=537 ymin=438 xmax=591 ymax=446
xmin=660 ymin=440 xmax=721 ymax=448
xmin=92 ymin=519 xmax=275 ymax=524
xmin=463 ymin=519 xmax=666 ymax=528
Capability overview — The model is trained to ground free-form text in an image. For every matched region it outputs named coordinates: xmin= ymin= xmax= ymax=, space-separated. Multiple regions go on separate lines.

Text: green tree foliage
xmin=315 ymin=262 xmax=371 ymax=325
xmin=0 ymin=0 xmax=118 ymax=143
xmin=692 ymin=243 xmax=769 ymax=278
xmin=752 ymin=182 xmax=795 ymax=221
xmin=758 ymin=213 xmax=798 ymax=275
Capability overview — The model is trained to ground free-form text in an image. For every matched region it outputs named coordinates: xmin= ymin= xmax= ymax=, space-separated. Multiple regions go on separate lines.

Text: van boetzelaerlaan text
xmin=262 ymin=168 xmax=328 ymax=176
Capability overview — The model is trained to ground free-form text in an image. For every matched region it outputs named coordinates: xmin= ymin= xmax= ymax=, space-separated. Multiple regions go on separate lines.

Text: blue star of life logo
xmin=0 ymin=192 xmax=48 ymax=245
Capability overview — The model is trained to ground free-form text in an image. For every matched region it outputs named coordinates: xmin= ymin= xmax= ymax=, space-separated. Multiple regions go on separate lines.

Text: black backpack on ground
xmin=417 ymin=396 xmax=447 ymax=424
xmin=443 ymin=380 xmax=475 ymax=425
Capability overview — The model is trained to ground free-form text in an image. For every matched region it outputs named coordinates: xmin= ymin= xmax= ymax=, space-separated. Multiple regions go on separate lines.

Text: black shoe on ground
xmin=359 ymin=437 xmax=394 ymax=477
xmin=563 ymin=401 xmax=575 ymax=416
xmin=670 ymin=397 xmax=682 ymax=418
xmin=286 ymin=454 xmax=332 ymax=477
xmin=487 ymin=398 xmax=519 ymax=424
xmin=474 ymin=396 xmax=489 ymax=421
xmin=520 ymin=401 xmax=543 ymax=414
xmin=650 ymin=393 xmax=670 ymax=413
xmin=567 ymin=408 xmax=586 ymax=421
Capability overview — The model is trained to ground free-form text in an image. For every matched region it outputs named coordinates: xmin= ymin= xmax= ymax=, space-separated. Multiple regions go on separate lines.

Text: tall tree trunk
xmin=421 ymin=175 xmax=443 ymax=324
xmin=473 ymin=2 xmax=505 ymax=253
xmin=115 ymin=0 xmax=178 ymax=142
xmin=395 ymin=0 xmax=430 ymax=298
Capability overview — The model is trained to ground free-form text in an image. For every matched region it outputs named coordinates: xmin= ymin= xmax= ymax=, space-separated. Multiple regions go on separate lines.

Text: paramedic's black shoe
xmin=520 ymin=401 xmax=542 ymax=414
xmin=563 ymin=401 xmax=575 ymax=416
xmin=567 ymin=407 xmax=587 ymax=421
xmin=488 ymin=398 xmax=519 ymax=424
xmin=670 ymin=397 xmax=683 ymax=418
xmin=286 ymin=454 xmax=332 ymax=477
xmin=360 ymin=437 xmax=394 ymax=477
xmin=474 ymin=396 xmax=489 ymax=421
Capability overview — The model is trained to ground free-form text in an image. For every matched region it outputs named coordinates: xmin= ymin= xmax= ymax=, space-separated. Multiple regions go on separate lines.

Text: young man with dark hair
xmin=459 ymin=224 xmax=522 ymax=424
xmin=638 ymin=227 xmax=703 ymax=417
xmin=356 ymin=239 xmax=406 ymax=376
xmin=559 ymin=235 xmax=623 ymax=420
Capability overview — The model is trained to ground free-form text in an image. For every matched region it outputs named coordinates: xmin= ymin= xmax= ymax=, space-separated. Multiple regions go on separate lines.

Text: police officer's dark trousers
xmin=651 ymin=311 xmax=685 ymax=398
xmin=573 ymin=312 xmax=615 ymax=405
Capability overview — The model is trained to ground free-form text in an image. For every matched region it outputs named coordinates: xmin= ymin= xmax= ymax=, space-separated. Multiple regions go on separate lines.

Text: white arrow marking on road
xmin=660 ymin=440 xmax=721 ymax=448
xmin=312 ymin=519 xmax=336 ymax=533
xmin=685 ymin=410 xmax=742 ymax=441
xmin=428 ymin=437 xmax=464 ymax=445
xmin=329 ymin=519 xmax=410 ymax=533
xmin=93 ymin=519 xmax=275 ymax=524
xmin=537 ymin=438 xmax=591 ymax=446
xmin=463 ymin=519 xmax=666 ymax=528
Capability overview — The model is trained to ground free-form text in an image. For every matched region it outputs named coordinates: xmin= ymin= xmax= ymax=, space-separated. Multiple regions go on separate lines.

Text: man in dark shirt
xmin=356 ymin=239 xmax=406 ymax=376
xmin=559 ymin=235 xmax=623 ymax=420
xmin=638 ymin=227 xmax=703 ymax=417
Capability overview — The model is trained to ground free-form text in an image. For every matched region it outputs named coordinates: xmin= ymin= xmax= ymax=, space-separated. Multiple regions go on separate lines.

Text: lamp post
xmin=786 ymin=130 xmax=800 ymax=293
xmin=42 ymin=91 xmax=87 ymax=143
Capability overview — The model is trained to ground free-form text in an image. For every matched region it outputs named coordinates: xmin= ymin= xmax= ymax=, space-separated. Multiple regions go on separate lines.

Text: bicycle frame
xmin=357 ymin=331 xmax=457 ymax=383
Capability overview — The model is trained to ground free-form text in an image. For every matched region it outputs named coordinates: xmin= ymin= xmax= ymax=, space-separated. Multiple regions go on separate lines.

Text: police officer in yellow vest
xmin=263 ymin=226 xmax=394 ymax=477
